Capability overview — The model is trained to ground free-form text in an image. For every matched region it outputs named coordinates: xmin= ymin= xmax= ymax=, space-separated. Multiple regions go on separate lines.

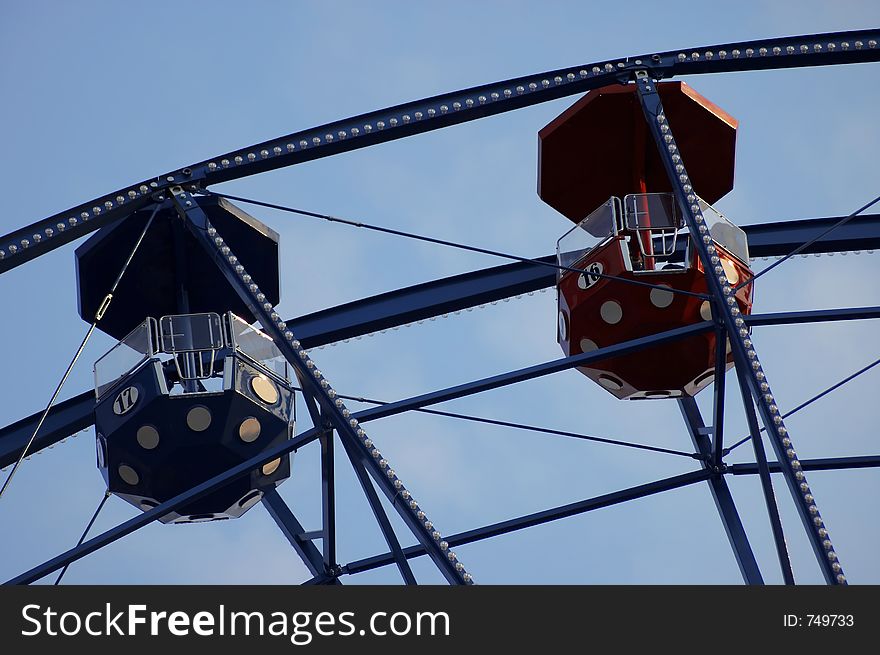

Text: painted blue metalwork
xmin=745 ymin=306 xmax=880 ymax=326
xmin=343 ymin=469 xmax=712 ymax=576
xmin=2 ymin=304 xmax=879 ymax=469
xmin=635 ymin=71 xmax=843 ymax=584
xmin=2 ymin=32 xmax=877 ymax=275
xmin=345 ymin=452 xmax=880 ymax=576
xmin=710 ymin=330 xmax=727 ymax=467
xmin=743 ymin=213 xmax=880 ymax=257
xmin=320 ymin=432 xmax=337 ymax=572
xmin=678 ymin=398 xmax=764 ymax=585
xmin=10 ymin=408 xmax=870 ymax=585
xmin=731 ymin=455 xmax=880 ymax=474
xmin=2 ymin=29 xmax=879 ymax=585
xmin=7 ymin=424 xmax=322 ymax=584
xmin=297 ymin=382 xmax=338 ymax=572
xmin=287 ymin=213 xmax=880 ymax=348
xmin=355 ymin=322 xmax=712 ymax=423
xmin=0 ymin=393 xmax=94 ymax=469
xmin=291 ymin=256 xmax=555 ymax=348
xmin=4 ymin=303 xmax=875 ymax=582
xmin=0 ymin=193 xmax=154 ymax=274
xmin=177 ymin=193 xmax=472 ymax=585
xmin=733 ymin=367 xmax=795 ymax=583
xmin=338 ymin=435 xmax=418 ymax=584
xmin=177 ymin=33 xmax=880 ymax=188
xmin=262 ymin=487 xmax=340 ymax=584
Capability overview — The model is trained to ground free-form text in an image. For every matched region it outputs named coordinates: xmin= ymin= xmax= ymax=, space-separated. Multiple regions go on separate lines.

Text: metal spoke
xmin=178 ymin=191 xmax=473 ymax=585
xmin=7 ymin=425 xmax=323 ymax=585
xmin=0 ymin=204 xmax=159 ymax=501
xmin=635 ymin=71 xmax=845 ymax=584
xmin=725 ymin=356 xmax=880 ymax=454
xmin=3 ymin=28 xmax=878 ymax=588
xmin=734 ymin=368 xmax=795 ymax=584
xmin=54 ymin=491 xmax=110 ymax=585
xmin=736 ymin=193 xmax=880 ymax=290
xmin=338 ymin=392 xmax=701 ymax=459
xmin=3 ymin=31 xmax=876 ymax=276
xmin=339 ymin=436 xmax=418 ymax=585
xmin=202 ymin=191 xmax=709 ymax=300
xmin=344 ymin=469 xmax=711 ymax=576
xmin=263 ymin=488 xmax=341 ymax=584
xmin=678 ymin=398 xmax=763 ymax=584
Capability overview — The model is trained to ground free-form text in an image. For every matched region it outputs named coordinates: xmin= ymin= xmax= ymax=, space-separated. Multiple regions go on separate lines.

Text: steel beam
xmin=636 ymin=72 xmax=843 ymax=584
xmin=286 ymin=227 xmax=880 ymax=349
xmin=179 ymin=193 xmax=471 ymax=585
xmin=344 ymin=469 xmax=711 ymax=575
xmin=3 ymin=30 xmax=877 ymax=275
xmin=0 ymin=197 xmax=153 ymax=275
xmin=0 ymin=391 xmax=94 ymax=469
xmin=0 ymin=320 xmax=709 ymax=474
xmin=262 ymin=488 xmax=339 ymax=583
xmin=734 ymin=368 xmax=795 ymax=583
xmin=297 ymin=382 xmax=339 ymax=574
xmin=5 ymin=314 xmax=873 ymax=584
xmin=745 ymin=305 xmax=880 ymax=327
xmin=743 ymin=213 xmax=880 ymax=257
xmin=10 ymin=350 xmax=866 ymax=580
xmin=711 ymin=329 xmax=727 ymax=466
xmin=290 ymin=257 xmax=555 ymax=348
xmin=339 ymin=436 xmax=418 ymax=584
xmin=3 ymin=304 xmax=877 ymax=465
xmin=678 ymin=398 xmax=763 ymax=584
xmin=301 ymin=574 xmax=336 ymax=585
xmin=356 ymin=321 xmax=712 ymax=423
xmin=185 ymin=32 xmax=880 ymax=188
xmin=319 ymin=432 xmax=337 ymax=572
xmin=730 ymin=455 xmax=880 ymax=475
xmin=7 ymin=425 xmax=322 ymax=584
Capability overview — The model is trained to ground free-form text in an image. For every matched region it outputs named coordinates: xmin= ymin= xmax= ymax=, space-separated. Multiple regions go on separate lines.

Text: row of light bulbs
xmin=676 ymin=39 xmax=876 ymax=62
xmin=4 ymin=34 xmax=876 ymax=267
xmin=652 ymin=96 xmax=846 ymax=584
xmin=204 ymin=212 xmax=474 ymax=585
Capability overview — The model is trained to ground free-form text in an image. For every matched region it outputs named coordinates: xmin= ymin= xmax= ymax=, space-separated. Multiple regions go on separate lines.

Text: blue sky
xmin=0 ymin=1 xmax=878 ymax=584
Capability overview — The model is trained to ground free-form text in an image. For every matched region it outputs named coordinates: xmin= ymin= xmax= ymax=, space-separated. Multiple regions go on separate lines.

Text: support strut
xmin=678 ymin=398 xmax=763 ymax=584
xmin=635 ymin=71 xmax=845 ymax=584
xmin=176 ymin=189 xmax=472 ymax=585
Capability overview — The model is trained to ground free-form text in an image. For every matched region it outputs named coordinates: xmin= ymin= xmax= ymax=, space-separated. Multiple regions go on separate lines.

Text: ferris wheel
xmin=1 ymin=28 xmax=879 ymax=586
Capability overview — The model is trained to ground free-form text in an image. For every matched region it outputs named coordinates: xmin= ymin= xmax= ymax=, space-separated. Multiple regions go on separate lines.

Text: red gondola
xmin=540 ymin=82 xmax=754 ymax=399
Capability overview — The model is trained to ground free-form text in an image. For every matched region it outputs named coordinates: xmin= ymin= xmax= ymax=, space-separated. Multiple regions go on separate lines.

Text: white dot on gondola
xmin=239 ymin=417 xmax=261 ymax=443
xmin=136 ymin=425 xmax=160 ymax=450
xmin=721 ymin=259 xmax=739 ymax=284
xmin=600 ymin=300 xmax=623 ymax=324
xmin=693 ymin=370 xmax=715 ymax=389
xmin=597 ymin=374 xmax=624 ymax=391
xmin=649 ymin=286 xmax=674 ymax=309
xmin=700 ymin=301 xmax=713 ymax=321
xmin=118 ymin=464 xmax=140 ymax=485
xmin=250 ymin=375 xmax=278 ymax=405
xmin=238 ymin=490 xmax=263 ymax=511
xmin=579 ymin=338 xmax=598 ymax=353
xmin=186 ymin=406 xmax=212 ymax=432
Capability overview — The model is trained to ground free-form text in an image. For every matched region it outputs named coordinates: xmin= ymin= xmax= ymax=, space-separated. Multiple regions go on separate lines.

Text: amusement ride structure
xmin=1 ymin=29 xmax=879 ymax=585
